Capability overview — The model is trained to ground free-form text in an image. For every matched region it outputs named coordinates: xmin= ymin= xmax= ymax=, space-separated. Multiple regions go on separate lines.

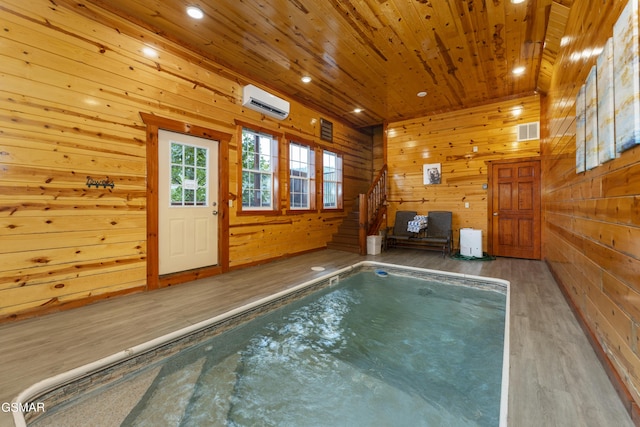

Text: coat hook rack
xmin=86 ymin=176 xmax=115 ymax=189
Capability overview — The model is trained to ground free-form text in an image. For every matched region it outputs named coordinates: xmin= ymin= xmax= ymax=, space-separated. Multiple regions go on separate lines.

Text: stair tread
xmin=124 ymin=357 xmax=206 ymax=426
xmin=330 ymin=230 xmax=358 ymax=241
xmin=326 ymin=242 xmax=360 ymax=253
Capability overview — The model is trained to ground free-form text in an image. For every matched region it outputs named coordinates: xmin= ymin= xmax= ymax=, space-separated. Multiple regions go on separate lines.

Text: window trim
xmin=321 ymin=149 xmax=344 ymax=212
xmin=286 ymin=137 xmax=317 ymax=214
xmin=237 ymin=123 xmax=282 ymax=215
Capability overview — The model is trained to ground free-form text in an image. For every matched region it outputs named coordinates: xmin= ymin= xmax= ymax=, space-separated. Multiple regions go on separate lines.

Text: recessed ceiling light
xmin=417 ymin=91 xmax=428 ymax=97
xmin=301 ymin=76 xmax=312 ymax=83
xmin=512 ymin=66 xmax=525 ymax=75
xmin=511 ymin=0 xmax=525 ymax=4
xmin=142 ymin=47 xmax=157 ymax=58
xmin=353 ymin=108 xmax=363 ymax=113
xmin=186 ymin=6 xmax=204 ymax=19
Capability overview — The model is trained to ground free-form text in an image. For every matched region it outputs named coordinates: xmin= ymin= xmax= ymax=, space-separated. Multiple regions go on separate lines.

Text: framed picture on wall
xmin=575 ymin=84 xmax=586 ymax=173
xmin=423 ymin=163 xmax=441 ymax=185
xmin=585 ymin=66 xmax=598 ymax=170
xmin=597 ymin=37 xmax=616 ymax=163
xmin=614 ymin=0 xmax=640 ymax=153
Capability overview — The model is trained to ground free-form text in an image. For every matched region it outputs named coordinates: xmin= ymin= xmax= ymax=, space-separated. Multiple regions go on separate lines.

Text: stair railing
xmin=358 ymin=165 xmax=388 ymax=254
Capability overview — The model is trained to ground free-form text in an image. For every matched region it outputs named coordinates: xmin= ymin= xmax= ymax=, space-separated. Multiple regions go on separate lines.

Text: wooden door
xmin=158 ymin=130 xmax=219 ymax=275
xmin=488 ymin=159 xmax=541 ymax=259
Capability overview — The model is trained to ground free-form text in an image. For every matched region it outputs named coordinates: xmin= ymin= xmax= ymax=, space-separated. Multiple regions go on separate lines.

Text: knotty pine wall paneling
xmin=542 ymin=0 xmax=640 ymax=409
xmin=386 ymin=95 xmax=541 ymax=251
xmin=0 ymin=0 xmax=372 ymax=320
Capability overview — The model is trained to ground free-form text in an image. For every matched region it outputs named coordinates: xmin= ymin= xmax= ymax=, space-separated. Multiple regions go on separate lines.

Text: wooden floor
xmin=0 ymin=249 xmax=633 ymax=426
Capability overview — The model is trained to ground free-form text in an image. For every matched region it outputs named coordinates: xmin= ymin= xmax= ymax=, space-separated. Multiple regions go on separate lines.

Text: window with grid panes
xmin=241 ymin=128 xmax=278 ymax=210
xmin=289 ymin=141 xmax=315 ymax=210
xmin=322 ymin=150 xmax=343 ymax=209
xmin=170 ymin=142 xmax=208 ymax=206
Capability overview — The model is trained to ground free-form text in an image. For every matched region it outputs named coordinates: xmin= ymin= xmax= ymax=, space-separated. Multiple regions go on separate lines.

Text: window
xmin=288 ymin=141 xmax=315 ymax=211
xmin=323 ymin=150 xmax=343 ymax=209
xmin=170 ymin=142 xmax=208 ymax=206
xmin=241 ymin=128 xmax=278 ymax=210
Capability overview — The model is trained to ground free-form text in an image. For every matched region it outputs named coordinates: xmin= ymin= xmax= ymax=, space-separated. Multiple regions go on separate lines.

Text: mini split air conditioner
xmin=242 ymin=84 xmax=290 ymax=120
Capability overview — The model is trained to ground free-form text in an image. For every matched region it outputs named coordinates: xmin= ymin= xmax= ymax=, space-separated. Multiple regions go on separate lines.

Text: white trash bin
xmin=460 ymin=228 xmax=483 ymax=257
xmin=367 ymin=235 xmax=382 ymax=255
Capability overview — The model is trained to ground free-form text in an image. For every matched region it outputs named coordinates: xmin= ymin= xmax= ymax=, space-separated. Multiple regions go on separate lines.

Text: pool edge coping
xmin=12 ymin=260 xmax=510 ymax=427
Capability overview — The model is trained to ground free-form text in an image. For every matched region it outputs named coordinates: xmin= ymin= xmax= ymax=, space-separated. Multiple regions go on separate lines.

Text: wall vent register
xmin=517 ymin=122 xmax=539 ymax=141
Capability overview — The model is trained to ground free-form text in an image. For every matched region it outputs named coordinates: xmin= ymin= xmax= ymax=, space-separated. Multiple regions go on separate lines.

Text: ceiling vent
xmin=242 ymin=85 xmax=290 ymax=120
xmin=517 ymin=122 xmax=540 ymax=141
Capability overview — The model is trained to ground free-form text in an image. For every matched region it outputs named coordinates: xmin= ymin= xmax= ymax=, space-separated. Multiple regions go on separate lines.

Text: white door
xmin=158 ymin=130 xmax=218 ymax=275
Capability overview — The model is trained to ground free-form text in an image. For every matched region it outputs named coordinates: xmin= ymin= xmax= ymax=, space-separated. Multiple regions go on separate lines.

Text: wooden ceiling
xmin=85 ymin=0 xmax=573 ymax=128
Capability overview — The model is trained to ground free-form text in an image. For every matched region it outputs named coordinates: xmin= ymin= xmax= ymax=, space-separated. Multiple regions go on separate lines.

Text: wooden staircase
xmin=326 ymin=208 xmax=361 ymax=253
xmin=327 ymin=165 xmax=387 ymax=255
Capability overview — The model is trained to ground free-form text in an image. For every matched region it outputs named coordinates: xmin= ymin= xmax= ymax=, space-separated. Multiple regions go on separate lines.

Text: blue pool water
xmin=29 ymin=269 xmax=507 ymax=427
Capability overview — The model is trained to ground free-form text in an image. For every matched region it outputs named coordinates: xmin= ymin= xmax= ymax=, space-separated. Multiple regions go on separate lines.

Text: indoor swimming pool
xmin=15 ymin=262 xmax=510 ymax=427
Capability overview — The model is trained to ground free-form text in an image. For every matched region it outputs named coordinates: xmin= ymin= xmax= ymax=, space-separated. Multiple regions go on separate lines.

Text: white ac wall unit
xmin=242 ymin=84 xmax=290 ymax=120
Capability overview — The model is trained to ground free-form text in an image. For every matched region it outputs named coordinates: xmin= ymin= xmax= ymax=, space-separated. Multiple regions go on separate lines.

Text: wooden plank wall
xmin=542 ymin=0 xmax=640 ymax=409
xmin=0 ymin=0 xmax=372 ymax=320
xmin=386 ymin=95 xmax=541 ymax=251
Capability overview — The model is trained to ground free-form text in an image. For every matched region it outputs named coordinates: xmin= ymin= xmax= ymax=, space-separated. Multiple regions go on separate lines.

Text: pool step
xmin=179 ymin=352 xmax=242 ymax=426
xmin=122 ymin=352 xmax=243 ymax=427
xmin=122 ymin=357 xmax=206 ymax=426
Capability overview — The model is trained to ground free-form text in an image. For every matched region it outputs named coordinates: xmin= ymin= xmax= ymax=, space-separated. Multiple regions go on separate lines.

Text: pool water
xmin=32 ymin=270 xmax=506 ymax=427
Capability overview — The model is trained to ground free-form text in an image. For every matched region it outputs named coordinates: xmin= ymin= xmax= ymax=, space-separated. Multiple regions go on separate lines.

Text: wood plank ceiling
xmin=85 ymin=0 xmax=573 ymax=128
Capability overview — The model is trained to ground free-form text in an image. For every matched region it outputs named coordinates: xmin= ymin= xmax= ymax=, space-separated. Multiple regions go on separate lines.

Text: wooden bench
xmin=387 ymin=211 xmax=453 ymax=257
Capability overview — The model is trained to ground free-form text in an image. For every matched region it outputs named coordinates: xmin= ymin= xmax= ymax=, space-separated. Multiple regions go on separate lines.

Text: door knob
xmin=212 ymin=210 xmax=218 ymax=216
xmin=493 ymin=212 xmax=499 ymax=216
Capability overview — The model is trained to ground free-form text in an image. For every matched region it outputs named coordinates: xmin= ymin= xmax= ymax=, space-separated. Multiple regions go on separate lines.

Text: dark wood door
xmin=488 ymin=159 xmax=541 ymax=259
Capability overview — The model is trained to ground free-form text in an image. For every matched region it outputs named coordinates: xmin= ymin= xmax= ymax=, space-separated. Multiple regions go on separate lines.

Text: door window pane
xmin=170 ymin=142 xmax=208 ymax=206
